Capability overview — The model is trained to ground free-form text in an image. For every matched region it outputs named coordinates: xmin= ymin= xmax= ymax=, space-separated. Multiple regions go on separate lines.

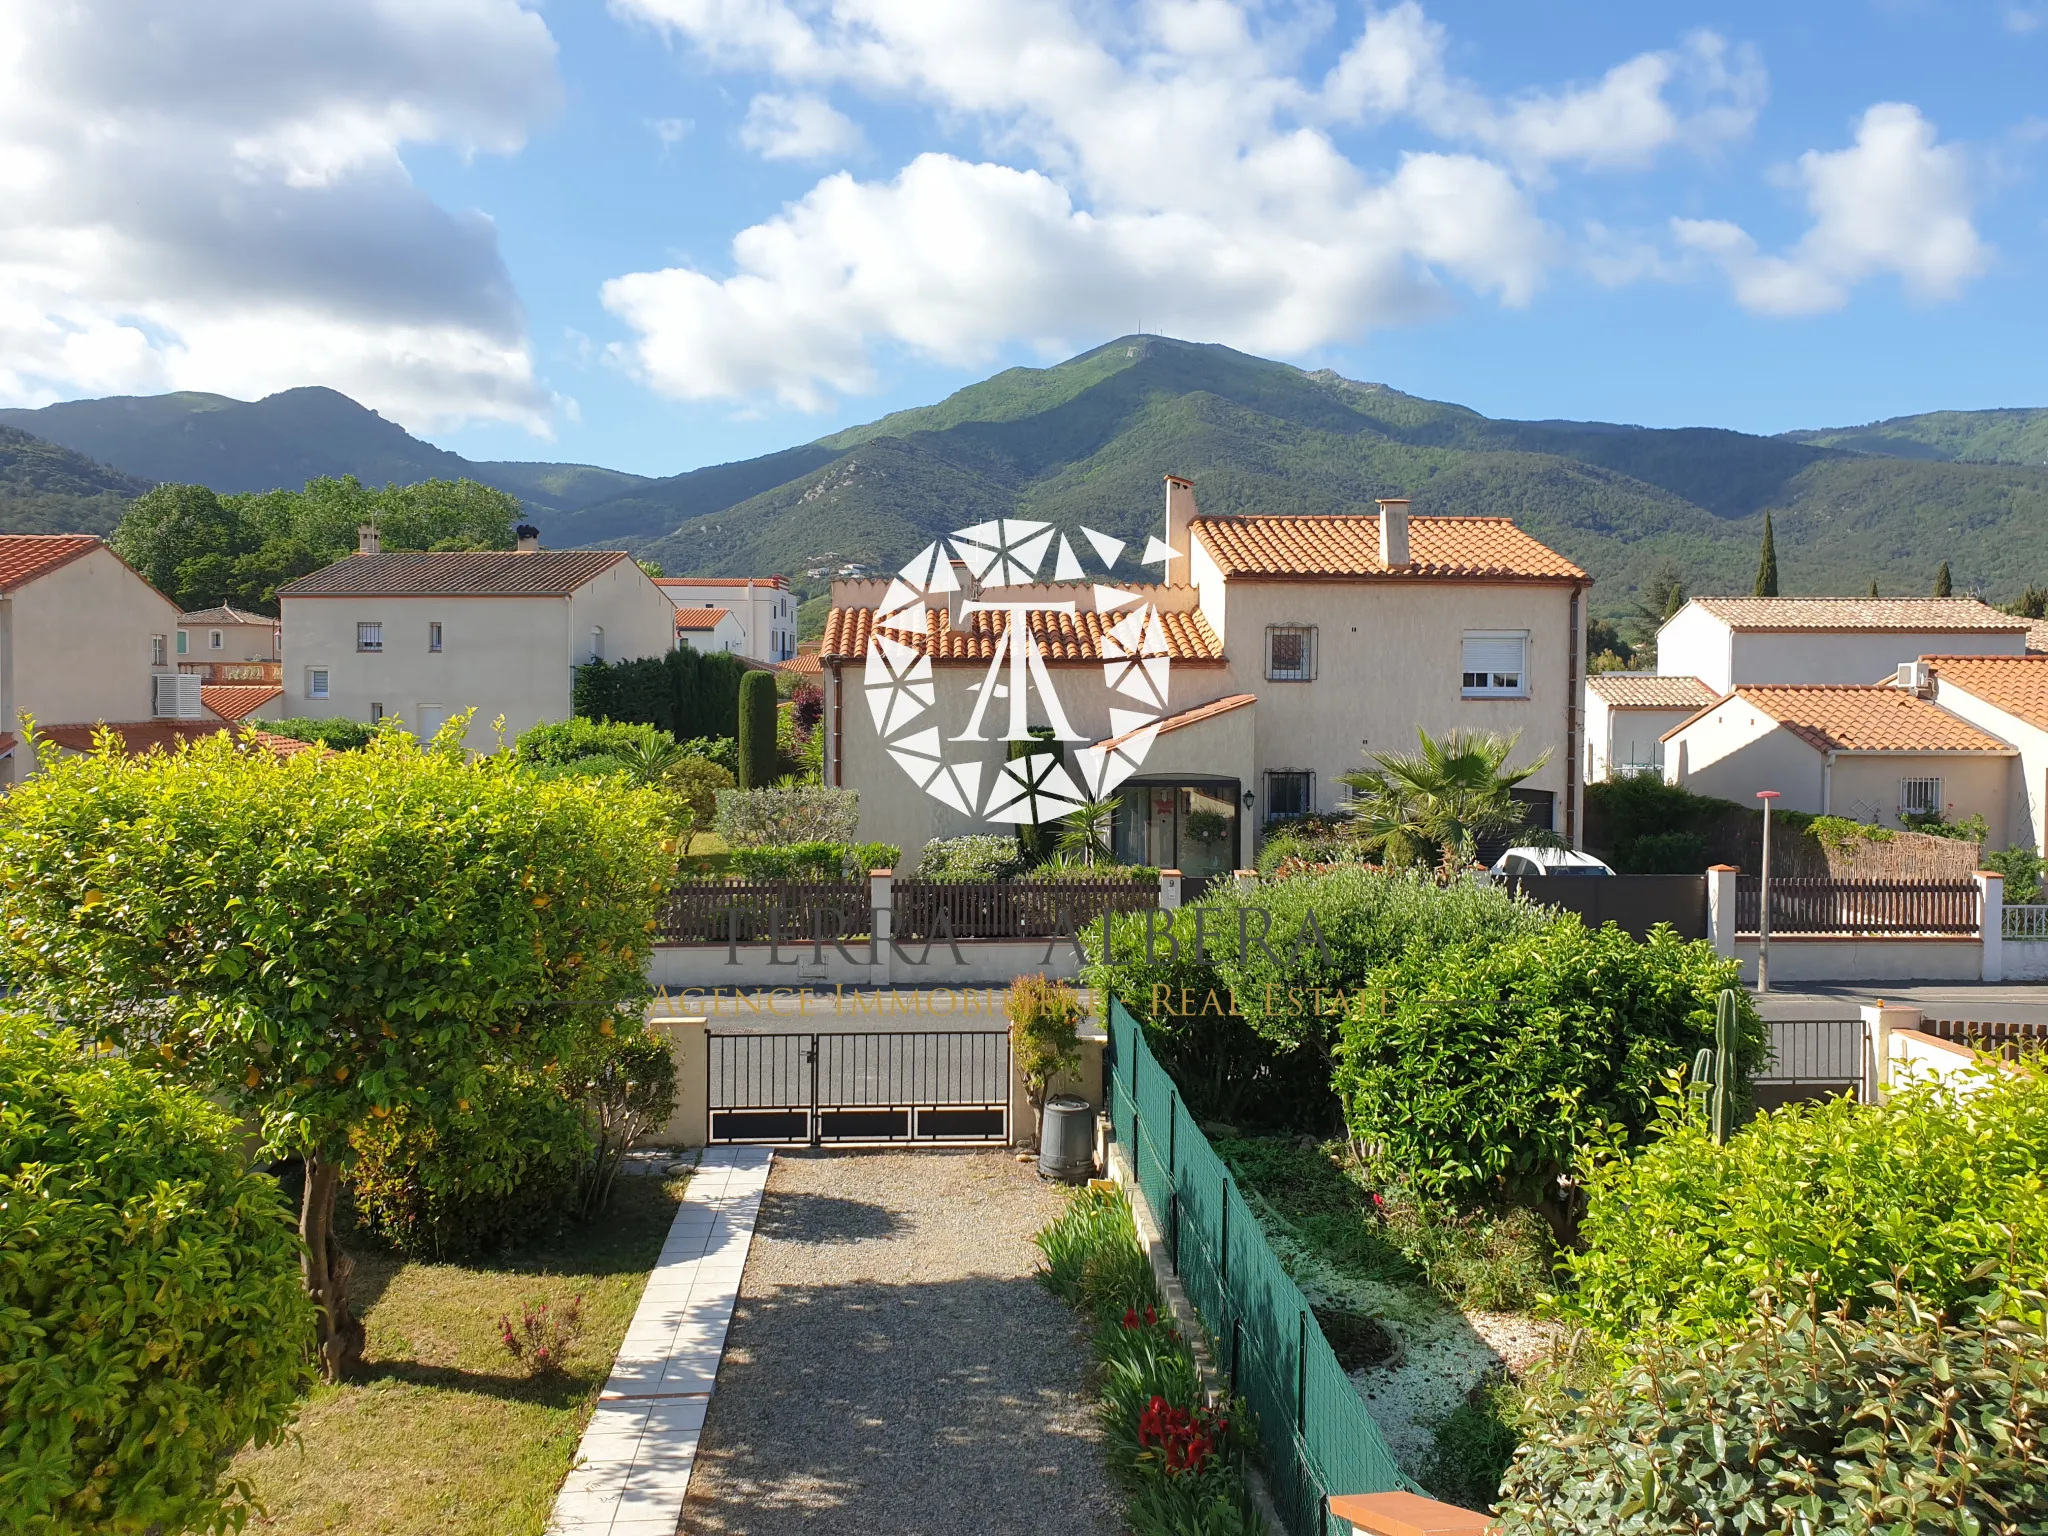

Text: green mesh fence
xmin=1106 ymin=1000 xmax=1415 ymax=1534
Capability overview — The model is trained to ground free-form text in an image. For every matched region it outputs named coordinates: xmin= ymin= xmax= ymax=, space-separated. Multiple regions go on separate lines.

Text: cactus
xmin=1690 ymin=988 xmax=1741 ymax=1144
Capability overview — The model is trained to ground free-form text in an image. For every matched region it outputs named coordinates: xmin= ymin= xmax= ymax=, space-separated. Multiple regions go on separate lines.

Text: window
xmin=1461 ymin=632 xmax=1528 ymax=697
xmin=1900 ymin=777 xmax=1943 ymax=817
xmin=175 ymin=630 xmax=189 ymax=655
xmin=357 ymin=622 xmax=382 ymax=652
xmin=1265 ymin=624 xmax=1316 ymax=682
xmin=590 ymin=625 xmax=605 ymax=662
xmin=1265 ymin=769 xmax=1315 ymax=820
xmin=370 ymin=702 xmax=384 ymax=722
xmin=150 ymin=635 xmax=166 ymax=667
xmin=307 ymin=668 xmax=329 ymax=699
xmin=209 ymin=629 xmax=223 ymax=650
xmin=429 ymin=621 xmax=442 ymax=653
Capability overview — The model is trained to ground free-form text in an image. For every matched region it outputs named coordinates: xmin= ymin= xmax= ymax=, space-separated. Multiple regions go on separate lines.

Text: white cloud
xmin=2007 ymin=7 xmax=2045 ymax=35
xmin=605 ymin=0 xmax=1758 ymax=407
xmin=1675 ymin=103 xmax=1989 ymax=316
xmin=0 ymin=0 xmax=560 ymax=431
xmin=739 ymin=94 xmax=865 ymax=160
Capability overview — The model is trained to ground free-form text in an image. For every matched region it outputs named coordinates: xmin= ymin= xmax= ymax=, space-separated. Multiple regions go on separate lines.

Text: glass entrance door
xmin=1110 ymin=780 xmax=1241 ymax=872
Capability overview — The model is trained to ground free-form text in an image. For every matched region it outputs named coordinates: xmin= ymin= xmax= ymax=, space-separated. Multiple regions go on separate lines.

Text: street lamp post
xmin=1755 ymin=790 xmax=1781 ymax=993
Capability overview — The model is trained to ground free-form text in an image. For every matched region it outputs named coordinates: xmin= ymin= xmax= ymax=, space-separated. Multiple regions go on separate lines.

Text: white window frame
xmin=590 ymin=624 xmax=605 ymax=662
xmin=1899 ymin=777 xmax=1943 ymax=817
xmin=429 ymin=621 xmax=443 ymax=653
xmin=307 ymin=667 xmax=330 ymax=700
xmin=370 ymin=702 xmax=384 ymax=723
xmin=357 ymin=622 xmax=383 ymax=653
xmin=150 ymin=635 xmax=166 ymax=667
xmin=209 ymin=629 xmax=224 ymax=650
xmin=1461 ymin=631 xmax=1529 ymax=699
xmin=1265 ymin=624 xmax=1317 ymax=683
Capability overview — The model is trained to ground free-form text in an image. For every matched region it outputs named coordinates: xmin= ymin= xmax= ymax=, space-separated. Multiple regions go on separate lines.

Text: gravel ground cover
xmin=678 ymin=1148 xmax=1124 ymax=1536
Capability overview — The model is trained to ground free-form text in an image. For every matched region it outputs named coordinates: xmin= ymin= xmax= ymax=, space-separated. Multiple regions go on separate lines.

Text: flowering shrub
xmin=498 ymin=1294 xmax=585 ymax=1375
xmin=1137 ymin=1394 xmax=1230 ymax=1474
xmin=712 ymin=785 xmax=860 ymax=846
xmin=914 ymin=833 xmax=1024 ymax=882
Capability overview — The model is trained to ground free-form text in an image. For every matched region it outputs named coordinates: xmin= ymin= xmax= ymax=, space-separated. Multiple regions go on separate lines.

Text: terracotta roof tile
xmin=1098 ymin=693 xmax=1256 ymax=752
xmin=1587 ymin=673 xmax=1720 ymax=709
xmin=674 ymin=607 xmax=732 ymax=629
xmin=1927 ymin=654 xmax=2048 ymax=730
xmin=653 ymin=575 xmax=788 ymax=589
xmin=179 ymin=604 xmax=274 ymax=625
xmin=1664 ymin=685 xmax=2015 ymax=754
xmin=0 ymin=534 xmax=101 ymax=592
xmin=202 ymin=685 xmax=284 ymax=721
xmin=1685 ymin=597 xmax=2028 ymax=632
xmin=1190 ymin=515 xmax=1584 ymax=582
xmin=280 ymin=549 xmax=629 ymax=598
xmin=820 ymin=605 xmax=1224 ymax=664
xmin=2026 ymin=618 xmax=2048 ymax=655
xmin=779 ymin=651 xmax=823 ymax=676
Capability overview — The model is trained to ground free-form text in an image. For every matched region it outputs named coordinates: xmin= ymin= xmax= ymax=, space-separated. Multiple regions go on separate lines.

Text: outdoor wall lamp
xmin=1242 ymin=790 xmax=1256 ymax=810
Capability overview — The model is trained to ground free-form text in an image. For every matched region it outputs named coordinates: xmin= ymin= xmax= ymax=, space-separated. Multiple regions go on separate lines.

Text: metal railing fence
xmin=891 ymin=877 xmax=1157 ymax=940
xmin=2005 ymin=904 xmax=2048 ymax=941
xmin=1106 ymin=1001 xmax=1412 ymax=1534
xmin=1735 ymin=877 xmax=1979 ymax=935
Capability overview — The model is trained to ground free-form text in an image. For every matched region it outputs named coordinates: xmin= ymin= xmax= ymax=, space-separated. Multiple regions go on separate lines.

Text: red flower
xmin=1123 ymin=1308 xmax=1139 ymax=1329
xmin=1145 ymin=1305 xmax=1158 ymax=1327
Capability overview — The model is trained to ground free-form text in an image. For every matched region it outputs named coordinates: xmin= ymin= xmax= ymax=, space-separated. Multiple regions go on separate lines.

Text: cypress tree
xmin=1934 ymin=561 xmax=1953 ymax=597
xmin=1753 ymin=514 xmax=1779 ymax=597
xmin=736 ymin=670 xmax=778 ymax=788
xmin=1868 ymin=580 xmax=1879 ymax=598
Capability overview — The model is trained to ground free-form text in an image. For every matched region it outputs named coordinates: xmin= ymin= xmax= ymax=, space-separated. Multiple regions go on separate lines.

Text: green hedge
xmin=1559 ymin=1064 xmax=2048 ymax=1344
xmin=264 ymin=716 xmax=379 ymax=750
xmin=0 ymin=1017 xmax=314 ymax=1533
xmin=573 ymin=646 xmax=748 ymax=743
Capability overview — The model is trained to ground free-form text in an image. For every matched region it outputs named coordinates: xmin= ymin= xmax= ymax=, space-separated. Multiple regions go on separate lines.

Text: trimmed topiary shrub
xmin=1335 ymin=919 xmax=1757 ymax=1243
xmin=1559 ymin=1062 xmax=2048 ymax=1345
xmin=736 ymin=670 xmax=777 ymax=788
xmin=915 ymin=834 xmax=1025 ymax=882
xmin=347 ymin=1067 xmax=594 ymax=1260
xmin=1494 ymin=1284 xmax=2048 ymax=1536
xmin=0 ymin=1015 xmax=315 ymax=1534
xmin=265 ymin=716 xmax=378 ymax=750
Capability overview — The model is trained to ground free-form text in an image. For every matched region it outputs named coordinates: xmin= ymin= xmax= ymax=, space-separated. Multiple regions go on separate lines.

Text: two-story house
xmin=177 ymin=604 xmax=280 ymax=669
xmin=277 ymin=527 xmax=676 ymax=751
xmin=816 ymin=477 xmax=1588 ymax=871
xmin=653 ymin=576 xmax=797 ymax=663
xmin=0 ymin=534 xmax=193 ymax=783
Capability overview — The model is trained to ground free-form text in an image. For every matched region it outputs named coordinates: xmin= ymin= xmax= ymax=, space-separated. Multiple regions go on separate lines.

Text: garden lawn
xmin=232 ymin=1172 xmax=687 ymax=1536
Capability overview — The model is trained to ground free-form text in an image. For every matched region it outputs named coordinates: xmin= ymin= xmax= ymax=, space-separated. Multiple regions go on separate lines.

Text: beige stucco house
xmin=177 ymin=604 xmax=279 ymax=668
xmin=654 ymin=576 xmax=797 ymax=663
xmin=1919 ymin=654 xmax=2048 ymax=853
xmin=277 ymin=530 xmax=676 ymax=751
xmin=1656 ymin=597 xmax=2029 ymax=693
xmin=1660 ymin=683 xmax=2017 ymax=840
xmin=818 ymin=478 xmax=1589 ymax=873
xmin=0 ymin=534 xmax=191 ymax=783
xmin=1585 ymin=673 xmax=1720 ymax=781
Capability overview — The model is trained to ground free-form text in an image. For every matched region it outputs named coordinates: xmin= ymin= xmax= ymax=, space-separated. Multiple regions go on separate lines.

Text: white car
xmin=1489 ymin=846 xmax=1616 ymax=879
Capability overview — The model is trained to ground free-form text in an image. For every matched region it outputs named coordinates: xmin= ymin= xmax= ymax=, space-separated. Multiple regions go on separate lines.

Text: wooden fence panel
xmin=1735 ymin=877 xmax=1979 ymax=935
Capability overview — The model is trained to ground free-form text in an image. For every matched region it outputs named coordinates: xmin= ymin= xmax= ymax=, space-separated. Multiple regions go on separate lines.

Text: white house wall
xmin=1927 ymin=680 xmax=2048 ymax=853
xmin=1590 ymin=700 xmax=1697 ymax=780
xmin=1727 ymin=629 xmax=2026 ymax=687
xmin=1656 ymin=606 xmax=1734 ymax=692
xmin=1665 ymin=704 xmax=1826 ymax=809
xmin=7 ymin=546 xmax=182 ymax=778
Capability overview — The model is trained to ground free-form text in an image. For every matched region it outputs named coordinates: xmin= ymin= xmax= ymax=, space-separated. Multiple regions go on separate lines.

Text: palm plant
xmin=1056 ymin=797 xmax=1119 ymax=868
xmin=1338 ymin=727 xmax=1551 ymax=876
xmin=615 ymin=733 xmax=689 ymax=788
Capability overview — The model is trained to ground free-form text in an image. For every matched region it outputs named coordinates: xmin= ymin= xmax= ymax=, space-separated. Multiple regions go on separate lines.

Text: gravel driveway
xmin=676 ymin=1148 xmax=1123 ymax=1536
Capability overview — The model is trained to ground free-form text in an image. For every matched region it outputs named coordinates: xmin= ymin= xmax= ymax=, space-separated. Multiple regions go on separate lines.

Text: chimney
xmin=515 ymin=523 xmax=540 ymax=553
xmin=357 ymin=523 xmax=380 ymax=555
xmin=1376 ymin=498 xmax=1411 ymax=569
xmin=1164 ymin=474 xmax=1198 ymax=562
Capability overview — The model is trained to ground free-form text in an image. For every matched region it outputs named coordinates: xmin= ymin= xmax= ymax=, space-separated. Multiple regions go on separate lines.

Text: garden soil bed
xmin=677 ymin=1147 xmax=1123 ymax=1536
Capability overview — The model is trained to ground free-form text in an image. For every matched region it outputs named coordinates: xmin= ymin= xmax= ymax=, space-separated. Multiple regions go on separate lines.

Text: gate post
xmin=807 ymin=1033 xmax=822 ymax=1148
xmin=647 ymin=1013 xmax=709 ymax=1147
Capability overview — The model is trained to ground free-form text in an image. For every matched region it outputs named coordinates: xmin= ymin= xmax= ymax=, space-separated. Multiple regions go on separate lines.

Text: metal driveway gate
xmin=708 ymin=1030 xmax=1011 ymax=1145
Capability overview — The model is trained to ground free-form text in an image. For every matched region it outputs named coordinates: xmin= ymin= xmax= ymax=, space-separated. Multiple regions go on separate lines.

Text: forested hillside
xmin=0 ymin=426 xmax=154 ymax=535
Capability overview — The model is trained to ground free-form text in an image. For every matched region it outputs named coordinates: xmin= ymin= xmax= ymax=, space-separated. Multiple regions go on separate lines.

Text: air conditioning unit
xmin=1894 ymin=661 xmax=1932 ymax=695
xmin=153 ymin=671 xmax=203 ymax=720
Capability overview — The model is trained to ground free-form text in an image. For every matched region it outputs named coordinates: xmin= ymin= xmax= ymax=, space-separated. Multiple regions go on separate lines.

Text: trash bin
xmin=1037 ymin=1094 xmax=1096 ymax=1183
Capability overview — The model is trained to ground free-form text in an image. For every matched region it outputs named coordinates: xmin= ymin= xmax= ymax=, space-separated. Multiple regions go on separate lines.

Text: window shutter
xmin=1462 ymin=634 xmax=1523 ymax=677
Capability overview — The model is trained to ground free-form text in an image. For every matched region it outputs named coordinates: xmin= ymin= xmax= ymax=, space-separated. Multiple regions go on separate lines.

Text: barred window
xmin=1266 ymin=624 xmax=1317 ymax=682
xmin=1899 ymin=777 xmax=1943 ymax=817
xmin=357 ymin=622 xmax=383 ymax=652
xmin=1265 ymin=769 xmax=1315 ymax=820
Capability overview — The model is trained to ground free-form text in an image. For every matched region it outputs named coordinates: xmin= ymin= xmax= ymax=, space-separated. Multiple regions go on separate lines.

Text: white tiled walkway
xmin=547 ymin=1146 xmax=773 ymax=1536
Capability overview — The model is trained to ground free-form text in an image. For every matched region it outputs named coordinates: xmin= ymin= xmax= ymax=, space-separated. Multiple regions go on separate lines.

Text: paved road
xmin=676 ymin=1149 xmax=1122 ymax=1536
xmin=650 ymin=986 xmax=1080 ymax=1033
xmin=1754 ymin=983 xmax=2048 ymax=1024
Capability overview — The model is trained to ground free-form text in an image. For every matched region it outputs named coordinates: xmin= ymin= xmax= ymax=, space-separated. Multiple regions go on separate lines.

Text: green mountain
xmin=551 ymin=336 xmax=2048 ymax=616
xmin=0 ymin=425 xmax=155 ymax=535
xmin=0 ymin=387 xmax=652 ymax=517
xmin=8 ymin=339 xmax=2047 ymax=616
xmin=1782 ymin=407 xmax=2048 ymax=467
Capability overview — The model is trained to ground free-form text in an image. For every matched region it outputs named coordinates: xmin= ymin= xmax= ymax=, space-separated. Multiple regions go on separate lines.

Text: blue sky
xmin=3 ymin=2 xmax=2044 ymax=477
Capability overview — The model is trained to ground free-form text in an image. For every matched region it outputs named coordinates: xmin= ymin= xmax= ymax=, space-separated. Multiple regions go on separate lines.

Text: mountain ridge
xmin=4 ymin=338 xmax=2046 ymax=615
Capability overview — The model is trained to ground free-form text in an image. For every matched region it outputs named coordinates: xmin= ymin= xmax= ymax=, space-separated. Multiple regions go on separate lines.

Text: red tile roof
xmin=1685 ymin=597 xmax=2028 ymax=632
xmin=1927 ymin=654 xmax=2048 ymax=731
xmin=653 ymin=575 xmax=788 ymax=589
xmin=33 ymin=722 xmax=316 ymax=758
xmin=674 ymin=607 xmax=732 ymax=630
xmin=0 ymin=534 xmax=101 ymax=592
xmin=1663 ymin=685 xmax=2015 ymax=754
xmin=280 ymin=549 xmax=629 ymax=598
xmin=820 ymin=605 xmax=1225 ymax=664
xmin=202 ymin=685 xmax=284 ymax=721
xmin=1587 ymin=674 xmax=1720 ymax=709
xmin=179 ymin=604 xmax=275 ymax=626
xmin=2026 ymin=618 xmax=2048 ymax=655
xmin=1190 ymin=515 xmax=1584 ymax=582
xmin=779 ymin=650 xmax=823 ymax=676
xmin=1097 ymin=693 xmax=1256 ymax=752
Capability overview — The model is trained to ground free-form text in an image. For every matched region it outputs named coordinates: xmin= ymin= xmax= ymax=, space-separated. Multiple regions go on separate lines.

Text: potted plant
xmin=1007 ymin=973 xmax=1084 ymax=1150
